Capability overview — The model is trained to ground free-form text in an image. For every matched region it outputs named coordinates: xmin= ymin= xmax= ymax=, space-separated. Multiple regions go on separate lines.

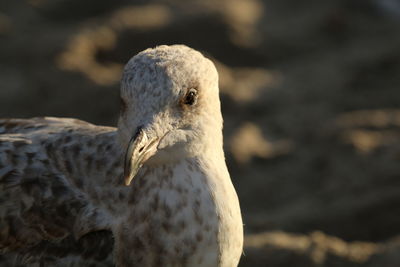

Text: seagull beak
xmin=124 ymin=127 xmax=159 ymax=186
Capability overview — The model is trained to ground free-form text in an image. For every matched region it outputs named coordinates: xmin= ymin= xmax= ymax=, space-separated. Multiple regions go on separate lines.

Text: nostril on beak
xmin=138 ymin=146 xmax=145 ymax=153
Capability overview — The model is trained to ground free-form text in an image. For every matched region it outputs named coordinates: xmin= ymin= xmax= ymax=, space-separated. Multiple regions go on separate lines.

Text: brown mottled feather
xmin=0 ymin=117 xmax=125 ymax=266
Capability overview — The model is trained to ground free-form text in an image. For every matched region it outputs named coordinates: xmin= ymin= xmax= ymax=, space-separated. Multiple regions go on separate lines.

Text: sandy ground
xmin=0 ymin=0 xmax=400 ymax=266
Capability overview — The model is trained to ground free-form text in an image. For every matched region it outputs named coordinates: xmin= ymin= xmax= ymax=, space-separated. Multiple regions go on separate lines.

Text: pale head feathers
xmin=117 ymin=45 xmax=224 ymax=165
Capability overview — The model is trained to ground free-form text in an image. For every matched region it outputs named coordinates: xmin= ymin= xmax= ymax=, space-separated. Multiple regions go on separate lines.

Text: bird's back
xmin=0 ymin=117 xmax=125 ymax=266
xmin=0 ymin=117 xmax=125 ymax=197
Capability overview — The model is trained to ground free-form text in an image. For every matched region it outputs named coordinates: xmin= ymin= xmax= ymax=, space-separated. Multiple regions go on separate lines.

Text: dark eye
xmin=183 ymin=88 xmax=198 ymax=106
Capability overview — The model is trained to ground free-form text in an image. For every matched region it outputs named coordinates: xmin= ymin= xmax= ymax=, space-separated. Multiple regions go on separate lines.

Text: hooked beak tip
xmin=123 ymin=127 xmax=159 ymax=186
xmin=124 ymin=176 xmax=132 ymax=186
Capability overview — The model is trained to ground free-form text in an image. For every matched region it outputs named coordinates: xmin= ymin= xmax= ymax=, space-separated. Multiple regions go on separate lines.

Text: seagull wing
xmin=0 ymin=117 xmax=126 ymax=265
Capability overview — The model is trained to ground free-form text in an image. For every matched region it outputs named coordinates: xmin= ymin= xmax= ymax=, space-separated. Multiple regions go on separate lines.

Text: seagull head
xmin=117 ymin=45 xmax=223 ymax=186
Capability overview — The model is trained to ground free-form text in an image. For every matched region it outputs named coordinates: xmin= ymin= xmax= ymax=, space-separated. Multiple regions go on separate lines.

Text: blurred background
xmin=1 ymin=0 xmax=400 ymax=266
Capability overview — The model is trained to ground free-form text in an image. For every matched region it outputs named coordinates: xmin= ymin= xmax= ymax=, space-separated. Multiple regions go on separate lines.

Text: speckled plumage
xmin=0 ymin=45 xmax=243 ymax=267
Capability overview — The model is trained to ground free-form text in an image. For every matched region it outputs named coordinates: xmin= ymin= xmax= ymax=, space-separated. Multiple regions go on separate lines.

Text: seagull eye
xmin=183 ymin=88 xmax=198 ymax=106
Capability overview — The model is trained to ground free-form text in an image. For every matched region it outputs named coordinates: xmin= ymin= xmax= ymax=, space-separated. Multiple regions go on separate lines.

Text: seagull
xmin=0 ymin=45 xmax=243 ymax=266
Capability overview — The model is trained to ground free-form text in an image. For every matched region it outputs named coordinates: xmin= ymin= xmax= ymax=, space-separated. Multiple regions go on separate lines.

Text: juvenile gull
xmin=0 ymin=45 xmax=243 ymax=266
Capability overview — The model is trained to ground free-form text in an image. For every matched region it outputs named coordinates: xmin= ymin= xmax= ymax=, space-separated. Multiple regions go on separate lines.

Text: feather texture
xmin=0 ymin=117 xmax=123 ymax=265
xmin=0 ymin=45 xmax=243 ymax=267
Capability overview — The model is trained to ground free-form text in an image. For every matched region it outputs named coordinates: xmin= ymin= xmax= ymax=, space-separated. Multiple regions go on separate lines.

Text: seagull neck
xmin=196 ymin=126 xmax=225 ymax=161
xmin=116 ymin=139 xmax=242 ymax=267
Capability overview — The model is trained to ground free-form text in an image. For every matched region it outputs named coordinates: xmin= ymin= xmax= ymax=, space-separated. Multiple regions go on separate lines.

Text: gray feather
xmin=0 ymin=117 xmax=124 ymax=266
